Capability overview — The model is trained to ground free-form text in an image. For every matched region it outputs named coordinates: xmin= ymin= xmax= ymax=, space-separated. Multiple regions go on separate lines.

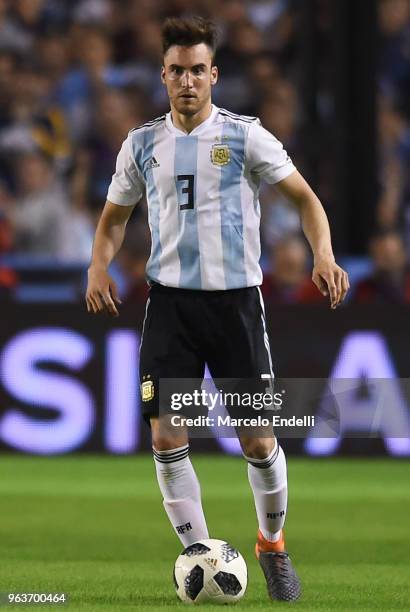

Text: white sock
xmin=245 ymin=444 xmax=288 ymax=542
xmin=153 ymin=444 xmax=209 ymax=547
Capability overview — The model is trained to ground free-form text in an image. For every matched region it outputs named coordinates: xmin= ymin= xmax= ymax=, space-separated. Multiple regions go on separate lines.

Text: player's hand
xmin=86 ymin=266 xmax=122 ymax=317
xmin=312 ymin=257 xmax=350 ymax=309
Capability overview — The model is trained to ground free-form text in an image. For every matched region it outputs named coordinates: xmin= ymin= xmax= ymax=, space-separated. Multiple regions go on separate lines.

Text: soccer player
xmin=86 ymin=17 xmax=349 ymax=602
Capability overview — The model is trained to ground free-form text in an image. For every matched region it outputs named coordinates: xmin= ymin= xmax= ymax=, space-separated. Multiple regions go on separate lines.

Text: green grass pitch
xmin=1 ymin=455 xmax=409 ymax=611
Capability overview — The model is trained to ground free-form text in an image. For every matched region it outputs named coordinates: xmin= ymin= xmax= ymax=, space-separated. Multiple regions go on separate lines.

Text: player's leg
xmin=239 ymin=288 xmax=300 ymax=601
xmin=205 ymin=286 xmax=300 ymax=601
xmin=151 ymin=415 xmax=209 ymax=546
xmin=140 ymin=284 xmax=209 ymax=547
xmin=204 ymin=287 xmax=288 ymax=543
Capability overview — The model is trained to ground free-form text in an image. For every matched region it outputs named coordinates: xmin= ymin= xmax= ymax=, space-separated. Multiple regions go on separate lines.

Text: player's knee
xmin=150 ymin=417 xmax=188 ymax=451
xmin=240 ymin=436 xmax=276 ymax=459
xmin=152 ymin=436 xmax=186 ymax=452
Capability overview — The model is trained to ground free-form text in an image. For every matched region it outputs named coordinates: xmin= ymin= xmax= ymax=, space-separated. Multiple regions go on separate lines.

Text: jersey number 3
xmin=177 ymin=174 xmax=195 ymax=210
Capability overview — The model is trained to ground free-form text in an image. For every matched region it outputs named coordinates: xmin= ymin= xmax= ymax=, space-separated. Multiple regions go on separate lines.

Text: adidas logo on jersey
xmin=147 ymin=156 xmax=160 ymax=169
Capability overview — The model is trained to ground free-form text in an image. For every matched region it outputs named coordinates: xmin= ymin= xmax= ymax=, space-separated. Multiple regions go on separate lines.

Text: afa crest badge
xmin=210 ymin=144 xmax=231 ymax=166
xmin=141 ymin=380 xmax=154 ymax=402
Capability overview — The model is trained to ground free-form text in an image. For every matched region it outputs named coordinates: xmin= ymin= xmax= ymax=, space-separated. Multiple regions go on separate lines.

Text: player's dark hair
xmin=161 ymin=16 xmax=218 ymax=59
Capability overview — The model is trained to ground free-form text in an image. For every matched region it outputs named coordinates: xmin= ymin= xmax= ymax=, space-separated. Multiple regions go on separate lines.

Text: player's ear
xmin=161 ymin=66 xmax=166 ymax=84
xmin=210 ymin=65 xmax=218 ymax=86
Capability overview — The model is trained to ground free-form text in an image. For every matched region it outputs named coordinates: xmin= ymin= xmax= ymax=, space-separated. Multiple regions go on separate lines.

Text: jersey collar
xmin=165 ymin=104 xmax=219 ymax=136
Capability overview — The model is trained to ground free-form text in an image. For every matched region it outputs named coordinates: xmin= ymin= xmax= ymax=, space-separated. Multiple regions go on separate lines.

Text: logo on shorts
xmin=210 ymin=144 xmax=231 ymax=166
xmin=141 ymin=380 xmax=154 ymax=401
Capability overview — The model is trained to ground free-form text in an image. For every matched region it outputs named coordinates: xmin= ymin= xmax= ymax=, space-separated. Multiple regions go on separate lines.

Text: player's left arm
xmin=275 ymin=170 xmax=350 ymax=309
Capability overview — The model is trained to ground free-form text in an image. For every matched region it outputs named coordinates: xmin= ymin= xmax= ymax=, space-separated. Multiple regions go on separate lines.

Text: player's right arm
xmin=86 ymin=131 xmax=144 ymax=317
xmin=86 ymin=200 xmax=135 ymax=317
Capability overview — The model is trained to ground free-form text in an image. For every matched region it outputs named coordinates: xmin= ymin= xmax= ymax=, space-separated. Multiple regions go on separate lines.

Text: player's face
xmin=161 ymin=43 xmax=218 ymax=116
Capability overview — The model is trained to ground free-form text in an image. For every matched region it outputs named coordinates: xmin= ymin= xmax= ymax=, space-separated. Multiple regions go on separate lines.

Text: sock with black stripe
xmin=153 ymin=444 xmax=209 ymax=546
xmin=244 ymin=444 xmax=288 ymax=542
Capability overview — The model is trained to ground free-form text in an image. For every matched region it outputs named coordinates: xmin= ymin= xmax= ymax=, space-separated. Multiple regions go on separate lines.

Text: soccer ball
xmin=173 ymin=538 xmax=247 ymax=604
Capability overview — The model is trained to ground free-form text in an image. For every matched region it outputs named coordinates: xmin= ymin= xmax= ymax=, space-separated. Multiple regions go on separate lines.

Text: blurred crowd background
xmin=0 ymin=0 xmax=409 ymax=306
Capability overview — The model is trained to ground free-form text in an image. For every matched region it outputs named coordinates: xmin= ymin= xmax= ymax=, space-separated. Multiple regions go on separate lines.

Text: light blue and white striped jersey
xmin=107 ymin=105 xmax=296 ymax=290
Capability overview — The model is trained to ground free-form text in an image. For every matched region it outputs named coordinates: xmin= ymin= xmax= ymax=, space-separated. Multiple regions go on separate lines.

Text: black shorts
xmin=139 ymin=283 xmax=274 ymax=422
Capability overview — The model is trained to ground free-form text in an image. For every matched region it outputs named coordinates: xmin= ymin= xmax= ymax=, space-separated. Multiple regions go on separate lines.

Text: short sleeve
xmin=106 ymin=133 xmax=145 ymax=206
xmin=246 ymin=120 xmax=296 ymax=184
